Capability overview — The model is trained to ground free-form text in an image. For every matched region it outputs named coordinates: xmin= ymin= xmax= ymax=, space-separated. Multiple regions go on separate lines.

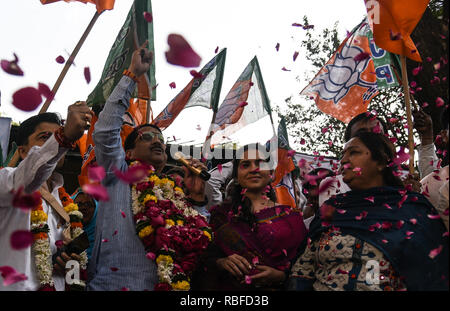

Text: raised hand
xmin=64 ymin=101 xmax=94 ymax=142
xmin=128 ymin=40 xmax=153 ymax=78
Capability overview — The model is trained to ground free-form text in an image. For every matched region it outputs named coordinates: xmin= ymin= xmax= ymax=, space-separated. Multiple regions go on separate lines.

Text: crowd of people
xmin=0 ymin=43 xmax=448 ymax=291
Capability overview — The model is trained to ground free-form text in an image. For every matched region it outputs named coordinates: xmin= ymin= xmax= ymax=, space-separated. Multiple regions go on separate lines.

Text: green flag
xmin=87 ymin=0 xmax=156 ymax=110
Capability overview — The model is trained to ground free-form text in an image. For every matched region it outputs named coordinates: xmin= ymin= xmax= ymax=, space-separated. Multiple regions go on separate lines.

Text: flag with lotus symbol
xmin=301 ymin=19 xmax=400 ymax=123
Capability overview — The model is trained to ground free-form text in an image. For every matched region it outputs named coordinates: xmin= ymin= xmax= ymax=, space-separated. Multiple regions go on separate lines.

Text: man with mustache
xmin=87 ymin=42 xmax=209 ymax=291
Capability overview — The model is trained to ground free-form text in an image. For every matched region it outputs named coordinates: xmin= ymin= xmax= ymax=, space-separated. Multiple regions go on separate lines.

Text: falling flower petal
xmin=143 ymin=11 xmax=153 ymax=23
xmin=84 ymin=67 xmax=91 ymax=84
xmin=410 ymin=218 xmax=417 ymax=225
xmin=55 ymin=55 xmax=65 ymax=64
xmin=12 ymin=187 xmax=41 ymax=212
xmin=287 ymin=150 xmax=295 ymax=158
xmin=396 ymin=220 xmax=405 ymax=229
xmin=37 ymin=82 xmax=54 ymax=101
xmin=293 ymin=51 xmax=299 ymax=62
xmin=281 ymin=67 xmax=291 ymax=71
xmin=336 ymin=209 xmax=346 ymax=214
xmin=120 ymin=210 xmax=126 ymax=218
xmin=429 ymin=245 xmax=443 ymax=259
xmin=238 ymin=101 xmax=248 ymax=108
xmin=381 ymin=239 xmax=389 ymax=244
xmin=393 ymin=147 xmax=410 ymax=165
xmin=1 ymin=53 xmax=24 ymax=76
xmin=426 ymin=57 xmax=432 ymax=62
xmin=165 ymin=34 xmax=201 ymax=68
xmin=0 ymin=266 xmax=28 ymax=287
xmin=427 ymin=214 xmax=441 ymax=220
xmin=55 ymin=240 xmax=64 ymax=249
xmin=245 ymin=275 xmax=252 ymax=284
xmin=112 ymin=230 xmax=118 ymax=236
xmin=102 ymin=239 xmax=109 ymax=243
xmin=214 ymin=46 xmax=219 ymax=54
xmin=412 ymin=66 xmax=422 ymax=76
xmin=12 ymin=86 xmax=42 ymax=111
xmin=364 ymin=196 xmax=375 ymax=203
xmin=217 ymin=164 xmax=223 ymax=174
xmin=282 ymin=249 xmax=287 ymax=256
xmin=241 ymin=188 xmax=247 ymax=195
xmin=190 ymin=70 xmax=204 ymax=79
xmin=354 ymin=52 xmax=370 ymax=62
xmin=292 ymin=23 xmax=303 ymax=27
xmin=321 ymin=127 xmax=329 ymax=134
xmin=10 ymin=230 xmax=33 ymax=250
xmin=318 ymin=178 xmax=334 ymax=194
xmin=300 ymin=138 xmax=306 ymax=145
xmin=383 ymin=203 xmax=392 ymax=210
xmin=169 ymin=82 xmax=176 ymax=89
xmin=436 ymin=97 xmax=445 ymax=107
xmin=88 ymin=165 xmax=106 ymax=182
xmin=113 ymin=164 xmax=151 ymax=184
xmin=382 ymin=222 xmax=392 ymax=230
xmin=275 ymin=43 xmax=280 ymax=51
xmin=110 ymin=267 xmax=119 ymax=272
xmin=406 ymin=231 xmax=414 ymax=236
xmin=82 ymin=183 xmax=109 ymax=201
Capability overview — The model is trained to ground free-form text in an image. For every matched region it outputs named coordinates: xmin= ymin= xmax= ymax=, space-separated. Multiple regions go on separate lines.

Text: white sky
xmin=0 ymin=0 xmax=367 ymax=147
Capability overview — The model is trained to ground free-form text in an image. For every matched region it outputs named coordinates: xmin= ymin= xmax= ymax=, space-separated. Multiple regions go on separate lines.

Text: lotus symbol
xmin=308 ymin=42 xmax=377 ymax=104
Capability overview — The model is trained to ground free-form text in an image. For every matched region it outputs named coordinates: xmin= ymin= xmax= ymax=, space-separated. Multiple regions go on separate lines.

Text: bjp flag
xmin=40 ymin=0 xmax=115 ymax=13
xmin=365 ymin=0 xmax=429 ymax=62
xmin=301 ymin=19 xmax=399 ymax=123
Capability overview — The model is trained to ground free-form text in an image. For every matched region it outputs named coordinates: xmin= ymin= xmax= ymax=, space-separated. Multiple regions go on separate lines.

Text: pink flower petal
xmin=381 ymin=222 xmax=392 ymax=230
xmin=238 ymin=101 xmax=248 ymax=108
xmin=84 ymin=67 xmax=91 ymax=84
xmin=241 ymin=188 xmax=247 ymax=195
xmin=113 ymin=164 xmax=150 ymax=184
xmin=55 ymin=55 xmax=65 ymax=64
xmin=12 ymin=86 xmax=42 ymax=111
xmin=436 ymin=97 xmax=445 ymax=107
xmin=110 ymin=267 xmax=119 ymax=272
xmin=217 ymin=164 xmax=223 ymax=174
xmin=427 ymin=214 xmax=441 ymax=220
xmin=383 ymin=203 xmax=392 ymax=210
xmin=88 ymin=165 xmax=106 ymax=182
xmin=426 ymin=57 xmax=432 ymax=62
xmin=0 ymin=266 xmax=28 ymax=287
xmin=143 ymin=11 xmax=153 ymax=23
xmin=165 ymin=34 xmax=201 ymax=68
xmin=336 ymin=209 xmax=347 ymax=214
xmin=292 ymin=23 xmax=303 ymax=27
xmin=112 ymin=230 xmax=118 ymax=236
xmin=410 ymin=218 xmax=417 ymax=225
xmin=12 ymin=187 xmax=41 ymax=212
xmin=245 ymin=275 xmax=252 ymax=284
xmin=396 ymin=220 xmax=405 ymax=229
xmin=190 ymin=70 xmax=204 ymax=79
xmin=381 ymin=239 xmax=389 ymax=244
xmin=300 ymin=138 xmax=306 ymax=145
xmin=275 ymin=43 xmax=280 ymax=51
xmin=406 ymin=231 xmax=414 ymax=236
xmin=293 ymin=51 xmax=299 ymax=62
xmin=215 ymin=46 xmax=219 ymax=54
xmin=287 ymin=149 xmax=295 ymax=157
xmin=412 ymin=66 xmax=422 ymax=76
xmin=354 ymin=52 xmax=371 ymax=62
xmin=318 ymin=178 xmax=335 ymax=194
xmin=120 ymin=210 xmax=126 ymax=218
xmin=10 ymin=230 xmax=33 ymax=250
xmin=102 ymin=239 xmax=109 ymax=243
xmin=281 ymin=67 xmax=291 ymax=71
xmin=169 ymin=82 xmax=176 ymax=89
xmin=393 ymin=147 xmax=410 ymax=165
xmin=146 ymin=252 xmax=156 ymax=260
xmin=282 ymin=249 xmax=287 ymax=256
xmin=429 ymin=245 xmax=443 ymax=259
xmin=82 ymin=183 xmax=109 ymax=201
xmin=1 ymin=53 xmax=24 ymax=76
xmin=55 ymin=240 xmax=64 ymax=249
xmin=37 ymin=82 xmax=54 ymax=101
xmin=364 ymin=196 xmax=375 ymax=203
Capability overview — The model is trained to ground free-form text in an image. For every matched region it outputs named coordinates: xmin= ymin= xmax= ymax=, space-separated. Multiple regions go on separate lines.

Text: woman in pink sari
xmin=192 ymin=144 xmax=307 ymax=290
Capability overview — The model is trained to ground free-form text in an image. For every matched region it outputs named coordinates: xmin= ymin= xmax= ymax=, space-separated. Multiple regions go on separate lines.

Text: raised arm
xmin=93 ymin=41 xmax=153 ymax=174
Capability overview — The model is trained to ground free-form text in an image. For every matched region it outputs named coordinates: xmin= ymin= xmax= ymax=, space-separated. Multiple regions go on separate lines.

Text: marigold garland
xmin=130 ymin=161 xmax=212 ymax=291
xmin=30 ymin=187 xmax=88 ymax=291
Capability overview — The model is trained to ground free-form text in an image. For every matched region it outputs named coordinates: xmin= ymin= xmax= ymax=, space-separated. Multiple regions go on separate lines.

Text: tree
xmin=280 ymin=2 xmax=448 ymax=160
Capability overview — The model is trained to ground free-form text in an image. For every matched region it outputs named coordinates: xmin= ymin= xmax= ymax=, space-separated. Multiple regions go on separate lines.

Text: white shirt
xmin=0 ymin=135 xmax=68 ymax=291
xmin=421 ymin=165 xmax=449 ymax=230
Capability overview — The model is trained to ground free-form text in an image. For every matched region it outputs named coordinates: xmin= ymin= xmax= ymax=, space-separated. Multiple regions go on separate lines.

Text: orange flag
xmin=40 ymin=0 xmax=115 ymax=13
xmin=365 ymin=0 xmax=429 ymax=62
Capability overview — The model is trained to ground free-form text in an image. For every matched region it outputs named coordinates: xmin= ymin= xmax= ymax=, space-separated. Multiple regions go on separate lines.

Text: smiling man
xmin=88 ymin=42 xmax=210 ymax=291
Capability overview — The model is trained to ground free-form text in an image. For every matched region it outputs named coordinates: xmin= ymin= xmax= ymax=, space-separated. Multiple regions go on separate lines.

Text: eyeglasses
xmin=138 ymin=131 xmax=165 ymax=144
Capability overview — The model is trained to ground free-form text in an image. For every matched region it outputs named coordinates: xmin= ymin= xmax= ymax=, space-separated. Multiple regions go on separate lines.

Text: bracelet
xmin=123 ymin=69 xmax=139 ymax=83
xmin=54 ymin=126 xmax=76 ymax=149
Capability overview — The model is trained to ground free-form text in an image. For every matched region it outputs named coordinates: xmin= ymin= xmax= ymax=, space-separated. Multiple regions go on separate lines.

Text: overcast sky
xmin=0 ymin=0 xmax=367 ymax=147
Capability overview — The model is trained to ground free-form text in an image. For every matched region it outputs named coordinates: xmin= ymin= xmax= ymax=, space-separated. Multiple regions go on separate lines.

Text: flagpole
xmin=8 ymin=11 xmax=102 ymax=168
xmin=39 ymin=11 xmax=102 ymax=114
xmin=400 ymin=55 xmax=415 ymax=174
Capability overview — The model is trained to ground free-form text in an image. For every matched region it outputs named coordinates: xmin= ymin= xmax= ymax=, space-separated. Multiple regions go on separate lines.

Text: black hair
xmin=441 ymin=107 xmax=449 ymax=130
xmin=352 ymin=131 xmax=404 ymax=188
xmin=344 ymin=112 xmax=389 ymax=142
xmin=226 ymin=143 xmax=277 ymax=228
xmin=123 ymin=124 xmax=163 ymax=151
xmin=16 ymin=112 xmax=62 ymax=146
